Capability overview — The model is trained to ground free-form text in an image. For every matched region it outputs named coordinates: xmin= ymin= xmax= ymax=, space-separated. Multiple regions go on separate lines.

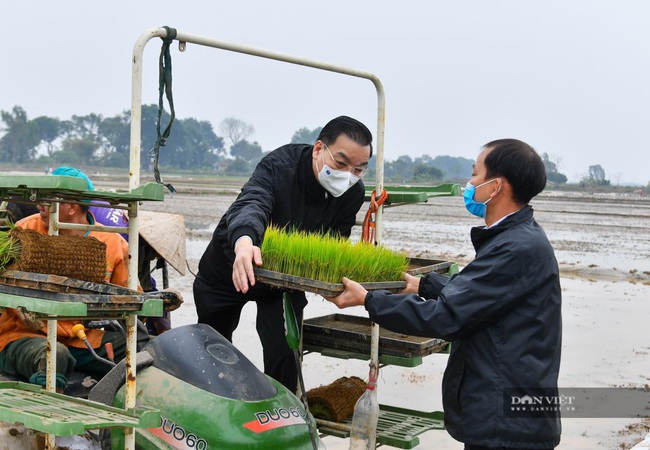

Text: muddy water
xmin=381 ymin=194 xmax=650 ymax=275
xmin=141 ymin=189 xmax=650 ymax=279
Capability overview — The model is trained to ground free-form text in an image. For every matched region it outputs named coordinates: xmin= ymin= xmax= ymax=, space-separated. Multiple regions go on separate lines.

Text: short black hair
xmin=483 ymin=138 xmax=546 ymax=204
xmin=317 ymin=116 xmax=373 ymax=158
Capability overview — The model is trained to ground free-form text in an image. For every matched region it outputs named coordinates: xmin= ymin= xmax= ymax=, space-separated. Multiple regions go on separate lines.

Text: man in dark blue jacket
xmin=327 ymin=139 xmax=562 ymax=449
xmin=194 ymin=116 xmax=373 ymax=391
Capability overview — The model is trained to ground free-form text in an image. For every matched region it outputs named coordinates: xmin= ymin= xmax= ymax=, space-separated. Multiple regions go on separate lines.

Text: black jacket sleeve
xmin=224 ymin=153 xmax=286 ymax=248
xmin=365 ymin=240 xmax=558 ymax=341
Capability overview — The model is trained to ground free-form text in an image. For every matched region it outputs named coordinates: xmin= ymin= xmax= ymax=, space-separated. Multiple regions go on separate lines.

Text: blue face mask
xmin=463 ymin=179 xmax=499 ymax=218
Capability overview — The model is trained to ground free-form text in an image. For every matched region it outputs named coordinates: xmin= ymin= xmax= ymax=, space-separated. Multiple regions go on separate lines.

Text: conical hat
xmin=138 ymin=211 xmax=186 ymax=275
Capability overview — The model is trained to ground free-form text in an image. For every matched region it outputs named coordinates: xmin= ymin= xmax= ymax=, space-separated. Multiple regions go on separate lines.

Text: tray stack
xmin=0 ymin=270 xmax=180 ymax=317
xmin=303 ymin=314 xmax=447 ymax=360
xmin=254 ymin=257 xmax=455 ymax=366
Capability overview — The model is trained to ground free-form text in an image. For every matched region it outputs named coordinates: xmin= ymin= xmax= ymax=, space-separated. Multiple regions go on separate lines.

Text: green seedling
xmin=0 ymin=227 xmax=21 ymax=272
xmin=261 ymin=226 xmax=408 ymax=284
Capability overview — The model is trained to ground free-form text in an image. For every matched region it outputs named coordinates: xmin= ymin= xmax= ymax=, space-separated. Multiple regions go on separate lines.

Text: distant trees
xmin=0 ymin=106 xmax=40 ymax=163
xmin=98 ymin=111 xmax=131 ymax=167
xmin=427 ymin=155 xmax=473 ymax=180
xmin=33 ymin=116 xmax=64 ymax=156
xmin=223 ymin=158 xmax=251 ymax=176
xmin=230 ymin=140 xmax=263 ymax=162
xmin=219 ymin=117 xmax=254 ymax=147
xmin=228 ymin=139 xmax=264 ymax=174
xmin=0 ymin=104 xmax=226 ymax=171
xmin=384 ymin=154 xmax=472 ymax=183
xmin=413 ymin=164 xmax=443 ymax=182
xmin=385 ymin=155 xmax=413 ymax=181
xmin=423 ymin=155 xmax=469 ymax=180
xmin=291 ymin=126 xmax=322 ymax=144
xmin=542 ymin=153 xmax=567 ymax=185
xmin=3 ymin=104 xmax=623 ymax=188
xmin=169 ymin=117 xmax=225 ymax=170
xmin=583 ymin=164 xmax=610 ymax=186
xmin=216 ymin=117 xmax=263 ymax=173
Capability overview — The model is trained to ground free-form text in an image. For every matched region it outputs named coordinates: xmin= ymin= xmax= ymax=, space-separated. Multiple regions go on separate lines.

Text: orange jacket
xmin=0 ymin=213 xmax=130 ymax=350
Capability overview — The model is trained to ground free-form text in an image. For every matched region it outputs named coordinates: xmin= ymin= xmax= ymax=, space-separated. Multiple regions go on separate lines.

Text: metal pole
xmin=45 ymin=202 xmax=59 ymax=450
xmin=130 ymin=28 xmax=386 ymax=192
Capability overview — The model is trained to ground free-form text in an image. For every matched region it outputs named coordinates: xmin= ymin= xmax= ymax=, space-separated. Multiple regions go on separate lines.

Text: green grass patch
xmin=260 ymin=226 xmax=408 ymax=284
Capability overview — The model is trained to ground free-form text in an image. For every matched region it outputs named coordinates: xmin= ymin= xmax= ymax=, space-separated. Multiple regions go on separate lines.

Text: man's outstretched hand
xmin=232 ymin=236 xmax=262 ymax=294
xmin=324 ymin=277 xmax=368 ymax=308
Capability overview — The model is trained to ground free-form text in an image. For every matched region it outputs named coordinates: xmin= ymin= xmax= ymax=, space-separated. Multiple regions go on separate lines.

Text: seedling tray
xmin=303 ymin=314 xmax=447 ymax=359
xmin=0 ymin=270 xmax=180 ymax=317
xmin=253 ymin=268 xmax=404 ymax=297
xmin=254 ymin=258 xmax=454 ymax=297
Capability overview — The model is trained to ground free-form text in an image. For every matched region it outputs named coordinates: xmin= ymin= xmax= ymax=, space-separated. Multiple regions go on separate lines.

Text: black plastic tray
xmin=254 ymin=258 xmax=453 ymax=297
xmin=303 ymin=314 xmax=447 ymax=359
xmin=254 ymin=268 xmax=406 ymax=297
xmin=0 ymin=270 xmax=181 ymax=313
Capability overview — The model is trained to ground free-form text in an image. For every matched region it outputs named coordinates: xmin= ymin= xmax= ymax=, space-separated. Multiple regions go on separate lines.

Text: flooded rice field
xmin=139 ymin=187 xmax=649 ymax=450
xmin=142 ymin=189 xmax=650 ymax=281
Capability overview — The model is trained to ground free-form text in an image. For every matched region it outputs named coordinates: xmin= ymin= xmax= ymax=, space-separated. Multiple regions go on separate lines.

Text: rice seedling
xmin=260 ymin=225 xmax=408 ymax=284
xmin=0 ymin=227 xmax=21 ymax=272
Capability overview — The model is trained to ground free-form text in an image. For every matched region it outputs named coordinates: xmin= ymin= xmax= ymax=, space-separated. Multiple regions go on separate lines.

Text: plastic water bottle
xmin=349 ymin=366 xmax=379 ymax=450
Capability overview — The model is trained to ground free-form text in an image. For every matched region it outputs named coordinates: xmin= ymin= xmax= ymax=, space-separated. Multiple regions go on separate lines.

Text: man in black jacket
xmin=327 ymin=139 xmax=562 ymax=449
xmin=194 ymin=116 xmax=373 ymax=391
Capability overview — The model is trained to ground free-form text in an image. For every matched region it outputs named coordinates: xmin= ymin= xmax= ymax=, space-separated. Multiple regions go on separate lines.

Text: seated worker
xmin=0 ymin=177 xmax=132 ymax=392
xmin=49 ymin=166 xmax=180 ymax=335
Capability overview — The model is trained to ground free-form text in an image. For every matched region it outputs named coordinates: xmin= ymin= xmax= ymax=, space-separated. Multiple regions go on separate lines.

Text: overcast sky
xmin=2 ymin=1 xmax=649 ymax=185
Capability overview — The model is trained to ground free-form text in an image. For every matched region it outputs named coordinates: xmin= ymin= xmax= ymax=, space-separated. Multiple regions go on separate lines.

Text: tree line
xmin=1 ymin=105 xmax=577 ymax=185
xmin=0 ymin=105 xmax=226 ymax=173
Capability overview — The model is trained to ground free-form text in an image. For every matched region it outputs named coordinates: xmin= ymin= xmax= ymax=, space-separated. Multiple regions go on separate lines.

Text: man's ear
xmin=312 ymin=140 xmax=324 ymax=161
xmin=492 ymin=177 xmax=510 ymax=200
xmin=63 ymin=203 xmax=79 ymax=217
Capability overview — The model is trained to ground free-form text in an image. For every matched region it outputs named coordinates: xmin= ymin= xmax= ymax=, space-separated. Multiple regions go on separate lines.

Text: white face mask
xmin=317 ymin=162 xmax=360 ymax=197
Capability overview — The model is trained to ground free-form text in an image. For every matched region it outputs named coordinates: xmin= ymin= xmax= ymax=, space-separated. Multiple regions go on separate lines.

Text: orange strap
xmin=361 ymin=188 xmax=388 ymax=244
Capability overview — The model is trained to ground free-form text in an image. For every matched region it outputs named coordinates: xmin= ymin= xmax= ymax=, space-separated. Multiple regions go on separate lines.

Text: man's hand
xmin=160 ymin=288 xmax=184 ymax=312
xmin=232 ymin=236 xmax=262 ymax=294
xmin=401 ymin=272 xmax=421 ymax=294
xmin=324 ymin=277 xmax=368 ymax=308
xmin=16 ymin=309 xmax=44 ymax=331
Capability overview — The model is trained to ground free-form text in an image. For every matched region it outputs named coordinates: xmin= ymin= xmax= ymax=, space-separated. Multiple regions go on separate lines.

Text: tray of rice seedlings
xmin=255 ymin=226 xmax=412 ymax=296
xmin=0 ymin=226 xmax=110 ymax=284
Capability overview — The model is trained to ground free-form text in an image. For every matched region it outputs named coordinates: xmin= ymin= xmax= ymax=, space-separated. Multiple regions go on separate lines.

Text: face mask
xmin=317 ymin=162 xmax=360 ymax=197
xmin=463 ymin=178 xmax=499 ymax=218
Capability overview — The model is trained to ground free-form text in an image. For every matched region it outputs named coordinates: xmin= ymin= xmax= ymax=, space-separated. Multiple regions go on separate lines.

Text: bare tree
xmin=584 ymin=164 xmax=610 ymax=186
xmin=219 ymin=117 xmax=254 ymax=147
